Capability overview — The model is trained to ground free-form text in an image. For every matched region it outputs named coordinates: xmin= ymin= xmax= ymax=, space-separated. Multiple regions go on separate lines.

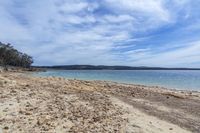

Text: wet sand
xmin=0 ymin=72 xmax=200 ymax=133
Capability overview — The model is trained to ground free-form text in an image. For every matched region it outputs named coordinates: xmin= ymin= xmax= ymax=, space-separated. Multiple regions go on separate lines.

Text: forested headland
xmin=0 ymin=42 xmax=33 ymax=69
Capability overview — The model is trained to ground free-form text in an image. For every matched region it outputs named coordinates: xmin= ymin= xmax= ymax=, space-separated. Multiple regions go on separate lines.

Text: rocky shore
xmin=0 ymin=72 xmax=200 ymax=133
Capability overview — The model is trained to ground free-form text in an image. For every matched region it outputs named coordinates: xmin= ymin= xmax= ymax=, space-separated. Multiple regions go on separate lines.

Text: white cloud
xmin=125 ymin=41 xmax=200 ymax=67
xmin=104 ymin=0 xmax=171 ymax=22
xmin=0 ymin=0 xmax=199 ymax=67
xmin=59 ymin=2 xmax=89 ymax=13
xmin=102 ymin=14 xmax=134 ymax=23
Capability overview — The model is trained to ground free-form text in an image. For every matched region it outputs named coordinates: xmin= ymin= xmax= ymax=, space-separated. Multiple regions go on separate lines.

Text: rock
xmin=25 ymin=111 xmax=32 ymax=115
xmin=4 ymin=126 xmax=9 ymax=130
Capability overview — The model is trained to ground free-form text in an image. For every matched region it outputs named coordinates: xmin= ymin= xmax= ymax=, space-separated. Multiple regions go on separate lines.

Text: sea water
xmin=34 ymin=70 xmax=200 ymax=91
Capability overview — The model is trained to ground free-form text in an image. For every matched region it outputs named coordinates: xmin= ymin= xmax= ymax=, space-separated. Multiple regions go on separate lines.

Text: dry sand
xmin=0 ymin=72 xmax=200 ymax=133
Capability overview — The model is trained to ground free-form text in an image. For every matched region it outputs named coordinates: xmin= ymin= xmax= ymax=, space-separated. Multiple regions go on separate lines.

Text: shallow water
xmin=34 ymin=70 xmax=200 ymax=91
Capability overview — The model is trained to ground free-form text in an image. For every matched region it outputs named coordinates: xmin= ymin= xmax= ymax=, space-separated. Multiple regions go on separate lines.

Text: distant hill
xmin=34 ymin=65 xmax=200 ymax=70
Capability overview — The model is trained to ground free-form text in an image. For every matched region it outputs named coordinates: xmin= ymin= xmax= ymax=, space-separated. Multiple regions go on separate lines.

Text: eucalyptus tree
xmin=0 ymin=42 xmax=33 ymax=68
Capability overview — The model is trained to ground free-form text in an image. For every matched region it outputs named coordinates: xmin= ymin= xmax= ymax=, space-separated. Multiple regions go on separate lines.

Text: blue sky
xmin=0 ymin=0 xmax=200 ymax=67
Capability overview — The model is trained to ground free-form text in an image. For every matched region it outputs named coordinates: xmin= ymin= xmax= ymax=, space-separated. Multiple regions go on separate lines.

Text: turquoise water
xmin=35 ymin=70 xmax=200 ymax=91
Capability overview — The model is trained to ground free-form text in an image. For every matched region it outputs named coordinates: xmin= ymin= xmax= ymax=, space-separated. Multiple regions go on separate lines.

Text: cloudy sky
xmin=0 ymin=0 xmax=200 ymax=67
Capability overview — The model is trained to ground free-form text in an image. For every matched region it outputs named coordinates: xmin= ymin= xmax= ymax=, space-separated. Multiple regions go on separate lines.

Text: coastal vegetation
xmin=0 ymin=42 xmax=33 ymax=69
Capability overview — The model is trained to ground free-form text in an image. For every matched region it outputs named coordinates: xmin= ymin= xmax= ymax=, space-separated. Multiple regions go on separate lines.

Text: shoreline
xmin=33 ymin=69 xmax=200 ymax=92
xmin=0 ymin=72 xmax=200 ymax=132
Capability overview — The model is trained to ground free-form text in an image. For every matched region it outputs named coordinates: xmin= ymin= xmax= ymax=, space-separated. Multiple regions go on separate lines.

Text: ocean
xmin=34 ymin=70 xmax=200 ymax=91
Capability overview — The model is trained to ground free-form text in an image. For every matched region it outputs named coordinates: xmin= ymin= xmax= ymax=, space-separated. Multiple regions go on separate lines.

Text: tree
xmin=0 ymin=42 xmax=33 ymax=68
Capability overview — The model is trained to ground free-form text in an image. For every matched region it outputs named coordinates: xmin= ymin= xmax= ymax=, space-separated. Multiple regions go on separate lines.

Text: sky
xmin=0 ymin=0 xmax=200 ymax=67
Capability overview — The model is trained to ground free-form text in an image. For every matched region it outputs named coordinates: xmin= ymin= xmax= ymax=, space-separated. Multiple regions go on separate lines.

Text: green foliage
xmin=0 ymin=42 xmax=33 ymax=68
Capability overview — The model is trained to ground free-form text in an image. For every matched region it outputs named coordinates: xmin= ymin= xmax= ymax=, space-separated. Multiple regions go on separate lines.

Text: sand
xmin=0 ymin=72 xmax=200 ymax=133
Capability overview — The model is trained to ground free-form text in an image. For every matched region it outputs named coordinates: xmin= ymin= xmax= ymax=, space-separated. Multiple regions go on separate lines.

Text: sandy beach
xmin=0 ymin=72 xmax=200 ymax=133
